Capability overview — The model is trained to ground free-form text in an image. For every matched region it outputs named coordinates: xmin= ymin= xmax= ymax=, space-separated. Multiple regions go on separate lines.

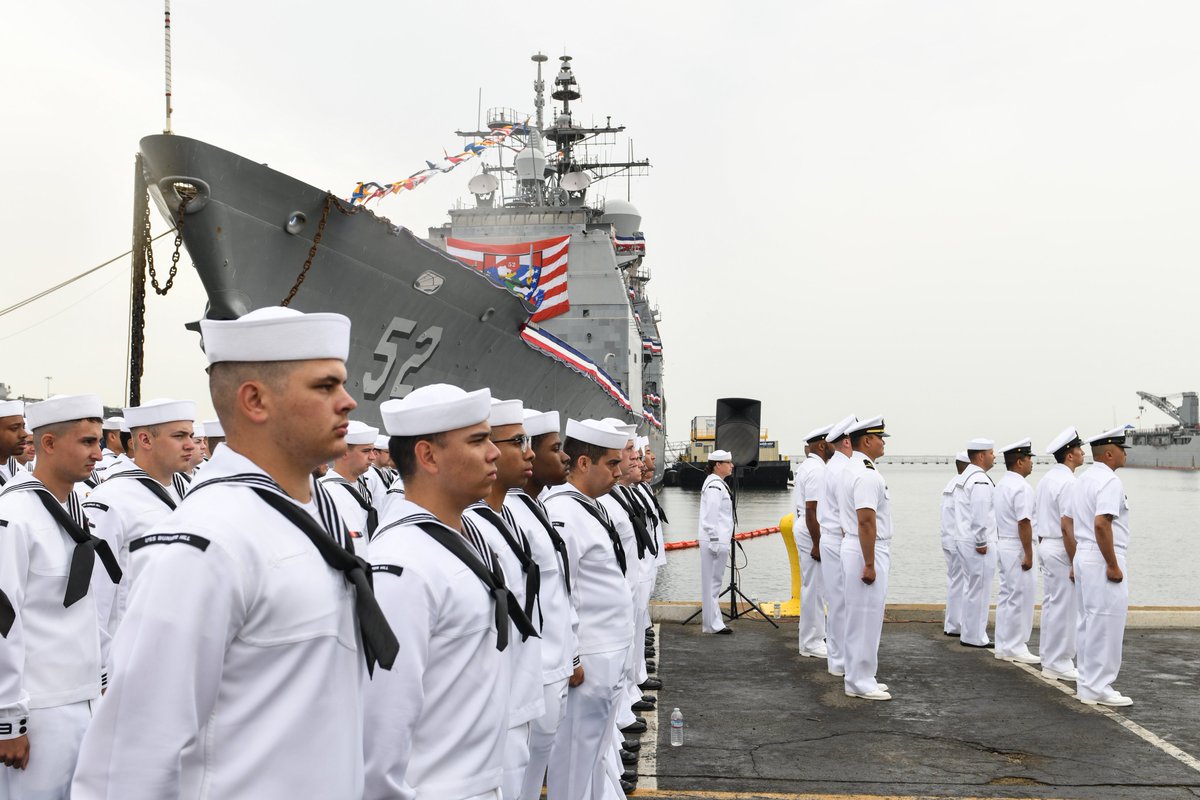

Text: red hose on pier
xmin=663 ymin=526 xmax=780 ymax=551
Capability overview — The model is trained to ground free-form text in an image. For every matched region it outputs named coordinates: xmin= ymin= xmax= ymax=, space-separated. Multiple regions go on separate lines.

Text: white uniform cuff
xmin=0 ymin=713 xmax=28 ymax=740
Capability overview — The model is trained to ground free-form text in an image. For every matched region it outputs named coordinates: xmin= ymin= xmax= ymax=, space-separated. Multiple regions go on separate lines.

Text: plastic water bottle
xmin=670 ymin=708 xmax=684 ymax=746
xmin=773 ymin=601 xmax=782 ymax=620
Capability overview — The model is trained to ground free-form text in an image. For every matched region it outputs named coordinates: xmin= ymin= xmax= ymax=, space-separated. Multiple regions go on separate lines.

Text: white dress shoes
xmin=1041 ymin=666 xmax=1079 ymax=681
xmin=846 ymin=688 xmax=892 ymax=701
xmin=1078 ymin=691 xmax=1133 ymax=707
xmin=995 ymin=649 xmax=1040 ymax=665
xmin=798 ymin=644 xmax=829 ymax=659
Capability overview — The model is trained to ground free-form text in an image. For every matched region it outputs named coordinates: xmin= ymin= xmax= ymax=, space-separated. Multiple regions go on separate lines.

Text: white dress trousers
xmin=699 ymin=543 xmax=730 ymax=633
xmin=794 ymin=527 xmax=826 ymax=654
xmin=523 ymin=678 xmax=569 ymax=800
xmin=818 ymin=530 xmax=846 ymax=673
xmin=942 ymin=543 xmax=965 ymax=635
xmin=994 ymin=539 xmax=1035 ymax=656
xmin=547 ymin=648 xmax=626 ymax=800
xmin=839 ymin=538 xmax=890 ymax=696
xmin=1037 ymin=537 xmax=1077 ymax=675
xmin=956 ymin=540 xmax=997 ymax=646
xmin=1073 ymin=545 xmax=1129 ymax=701
xmin=0 ymin=700 xmax=91 ymax=800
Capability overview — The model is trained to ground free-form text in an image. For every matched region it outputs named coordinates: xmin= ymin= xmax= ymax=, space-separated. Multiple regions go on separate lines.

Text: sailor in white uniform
xmin=993 ymin=439 xmax=1039 ymax=664
xmin=93 ymin=417 xmax=125 ymax=478
xmin=321 ymin=420 xmax=380 ymax=554
xmin=0 ymin=403 xmax=27 ymax=489
xmin=1071 ymin=427 xmax=1134 ymax=707
xmin=1035 ymin=427 xmax=1085 ymax=681
xmin=955 ymin=437 xmax=998 ymax=648
xmin=365 ymin=384 xmax=534 ymax=800
xmin=365 ymin=434 xmax=397 ymax=506
xmin=197 ymin=418 xmax=225 ymax=469
xmin=793 ymin=425 xmax=831 ymax=658
xmin=508 ymin=409 xmax=579 ymax=800
xmin=940 ymin=452 xmax=969 ymax=637
xmin=73 ymin=307 xmax=398 ymax=800
xmin=82 ymin=399 xmax=195 ymax=667
xmin=544 ymin=419 xmax=631 ymax=800
xmin=838 ymin=416 xmax=893 ymax=701
xmin=0 ymin=394 xmax=113 ymax=799
xmin=467 ymin=398 xmax=545 ymax=800
xmin=818 ymin=415 xmax=857 ymax=677
xmin=698 ymin=449 xmax=735 ymax=635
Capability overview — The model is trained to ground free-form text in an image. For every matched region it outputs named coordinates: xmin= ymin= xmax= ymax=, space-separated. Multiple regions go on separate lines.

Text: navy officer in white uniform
xmin=838 ymin=416 xmax=893 ymax=701
xmin=955 ymin=437 xmax=998 ymax=648
xmin=73 ymin=307 xmax=398 ymax=800
xmin=1035 ymin=427 xmax=1085 ymax=682
xmin=1072 ymin=427 xmax=1134 ymax=707
xmin=793 ymin=425 xmax=831 ymax=658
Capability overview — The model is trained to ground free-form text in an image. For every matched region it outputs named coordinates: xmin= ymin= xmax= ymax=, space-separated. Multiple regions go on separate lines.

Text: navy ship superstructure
xmin=137 ymin=54 xmax=667 ymax=473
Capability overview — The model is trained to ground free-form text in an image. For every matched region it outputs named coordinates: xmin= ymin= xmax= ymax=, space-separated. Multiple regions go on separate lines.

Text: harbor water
xmin=651 ymin=462 xmax=1200 ymax=607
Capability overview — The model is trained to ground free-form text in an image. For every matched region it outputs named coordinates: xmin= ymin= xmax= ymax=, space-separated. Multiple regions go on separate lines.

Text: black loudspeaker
xmin=715 ymin=397 xmax=761 ymax=468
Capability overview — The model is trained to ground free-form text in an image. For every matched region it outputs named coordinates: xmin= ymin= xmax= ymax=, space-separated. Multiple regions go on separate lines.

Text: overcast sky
xmin=2 ymin=2 xmax=1198 ymax=454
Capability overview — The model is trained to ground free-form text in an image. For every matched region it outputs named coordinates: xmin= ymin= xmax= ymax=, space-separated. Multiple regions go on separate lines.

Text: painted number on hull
xmin=363 ymin=317 xmax=444 ymax=400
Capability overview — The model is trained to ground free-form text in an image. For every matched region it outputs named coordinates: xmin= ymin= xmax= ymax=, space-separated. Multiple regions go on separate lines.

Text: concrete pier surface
xmin=636 ymin=617 xmax=1200 ymax=800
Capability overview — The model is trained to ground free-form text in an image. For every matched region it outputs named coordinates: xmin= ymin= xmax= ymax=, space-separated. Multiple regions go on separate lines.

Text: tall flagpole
xmin=163 ymin=0 xmax=173 ymax=134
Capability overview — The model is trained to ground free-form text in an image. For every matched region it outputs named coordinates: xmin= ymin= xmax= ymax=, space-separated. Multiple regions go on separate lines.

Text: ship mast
xmin=532 ymin=53 xmax=547 ymax=131
xmin=163 ymin=0 xmax=173 ymax=134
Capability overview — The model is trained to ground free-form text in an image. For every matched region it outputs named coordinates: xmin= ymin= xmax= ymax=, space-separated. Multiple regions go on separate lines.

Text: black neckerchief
xmin=375 ymin=512 xmax=538 ymax=651
xmin=188 ymin=473 xmax=398 ymax=675
xmin=327 ymin=478 xmax=379 ymax=537
xmin=104 ymin=468 xmax=177 ymax=510
xmin=549 ymin=490 xmax=626 ymax=575
xmin=509 ymin=491 xmax=571 ymax=594
xmin=607 ymin=486 xmax=656 ymax=559
xmin=0 ymin=589 xmax=15 ymax=638
xmin=469 ymin=503 xmax=541 ymax=632
xmin=640 ymin=482 xmax=669 ymax=524
xmin=370 ymin=464 xmax=395 ymax=489
xmin=0 ymin=479 xmax=122 ymax=607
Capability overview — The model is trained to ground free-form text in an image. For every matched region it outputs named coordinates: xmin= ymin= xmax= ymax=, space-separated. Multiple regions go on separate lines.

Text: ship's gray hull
xmin=139 ymin=135 xmax=664 ymax=469
xmin=1125 ymin=444 xmax=1200 ymax=470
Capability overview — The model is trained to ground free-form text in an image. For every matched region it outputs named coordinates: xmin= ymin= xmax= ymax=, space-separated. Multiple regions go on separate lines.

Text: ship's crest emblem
xmin=413 ymin=271 xmax=445 ymax=295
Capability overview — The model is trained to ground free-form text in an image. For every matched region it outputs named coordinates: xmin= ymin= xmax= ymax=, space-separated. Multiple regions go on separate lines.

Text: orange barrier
xmin=663 ymin=526 xmax=780 ymax=551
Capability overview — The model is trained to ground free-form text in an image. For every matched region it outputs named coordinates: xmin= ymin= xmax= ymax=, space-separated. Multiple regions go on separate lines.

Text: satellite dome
xmin=601 ymin=198 xmax=642 ymax=238
xmin=514 ymin=146 xmax=548 ymax=181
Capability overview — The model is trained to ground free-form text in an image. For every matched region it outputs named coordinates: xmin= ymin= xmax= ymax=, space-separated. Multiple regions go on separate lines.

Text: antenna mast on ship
xmin=163 ymin=0 xmax=174 ymax=134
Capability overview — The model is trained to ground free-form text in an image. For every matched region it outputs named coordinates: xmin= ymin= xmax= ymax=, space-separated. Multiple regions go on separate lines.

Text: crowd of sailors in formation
xmin=790 ymin=420 xmax=1135 ymax=707
xmin=0 ymin=306 xmax=673 ymax=800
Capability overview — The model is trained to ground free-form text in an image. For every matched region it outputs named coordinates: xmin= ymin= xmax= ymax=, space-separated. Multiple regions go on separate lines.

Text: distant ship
xmin=663 ymin=415 xmax=792 ymax=489
xmin=136 ymin=54 xmax=667 ymax=475
xmin=1124 ymin=391 xmax=1200 ymax=470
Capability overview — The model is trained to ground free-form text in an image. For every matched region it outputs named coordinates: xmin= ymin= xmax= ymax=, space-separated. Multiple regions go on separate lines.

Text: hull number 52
xmin=363 ymin=316 xmax=444 ymax=400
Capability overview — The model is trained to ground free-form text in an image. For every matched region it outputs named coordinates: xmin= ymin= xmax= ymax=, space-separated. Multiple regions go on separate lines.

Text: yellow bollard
xmin=769 ymin=513 xmax=802 ymax=617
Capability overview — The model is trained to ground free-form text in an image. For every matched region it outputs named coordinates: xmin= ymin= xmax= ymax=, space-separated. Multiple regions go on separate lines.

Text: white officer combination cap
xmin=1001 ymin=438 xmax=1034 ymax=456
xmin=1086 ymin=426 xmax=1131 ymax=449
xmin=846 ymin=416 xmax=889 ymax=438
xmin=102 ymin=416 xmax=124 ymax=431
xmin=966 ymin=437 xmax=994 ymax=450
xmin=707 ymin=449 xmax=734 ymax=463
xmin=803 ymin=424 xmax=833 ymax=443
xmin=344 ymin=421 xmax=380 ymax=445
xmin=0 ymin=400 xmax=24 ymax=418
xmin=26 ymin=394 xmax=104 ymax=431
xmin=826 ymin=415 xmax=858 ymax=441
xmin=565 ymin=418 xmax=628 ymax=450
xmin=381 ymin=384 xmax=491 ymax=437
xmin=523 ymin=409 xmax=561 ymax=438
xmin=124 ymin=399 xmax=197 ymax=429
xmin=955 ymin=451 xmax=970 ymax=464
xmin=489 ymin=398 xmax=525 ymax=427
xmin=199 ymin=307 xmax=352 ymax=365
xmin=599 ymin=417 xmax=637 ymax=440
xmin=203 ymin=419 xmax=225 ymax=438
xmin=374 ymin=435 xmax=390 ymax=450
xmin=1044 ymin=427 xmax=1083 ymax=455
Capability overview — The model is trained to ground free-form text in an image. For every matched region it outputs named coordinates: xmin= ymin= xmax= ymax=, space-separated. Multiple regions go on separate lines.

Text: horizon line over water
xmin=650 ymin=462 xmax=1200 ymax=607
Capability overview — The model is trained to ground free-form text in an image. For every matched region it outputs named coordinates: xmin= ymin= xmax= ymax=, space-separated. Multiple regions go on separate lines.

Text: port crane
xmin=1136 ymin=391 xmax=1199 ymax=429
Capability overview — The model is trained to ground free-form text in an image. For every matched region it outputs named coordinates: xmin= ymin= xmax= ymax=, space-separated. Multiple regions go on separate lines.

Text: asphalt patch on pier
xmin=652 ymin=620 xmax=1200 ymax=799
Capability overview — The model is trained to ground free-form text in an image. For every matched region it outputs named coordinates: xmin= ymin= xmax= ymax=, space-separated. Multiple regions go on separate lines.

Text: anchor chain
xmin=280 ymin=193 xmax=360 ymax=307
